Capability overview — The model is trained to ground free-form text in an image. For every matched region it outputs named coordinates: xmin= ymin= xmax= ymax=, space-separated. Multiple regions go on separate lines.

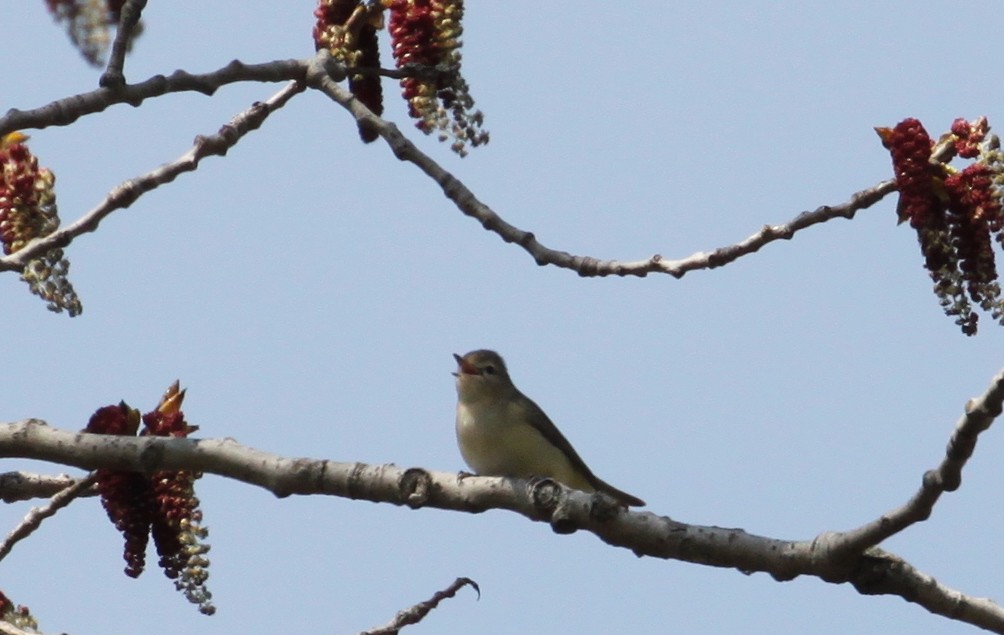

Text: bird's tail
xmin=592 ymin=477 xmax=645 ymax=507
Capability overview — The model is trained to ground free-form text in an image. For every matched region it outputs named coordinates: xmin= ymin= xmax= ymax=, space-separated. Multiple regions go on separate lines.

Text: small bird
xmin=453 ymin=349 xmax=645 ymax=507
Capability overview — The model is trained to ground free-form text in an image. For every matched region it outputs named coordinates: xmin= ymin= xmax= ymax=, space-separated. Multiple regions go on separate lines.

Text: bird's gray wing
xmin=518 ymin=392 xmax=601 ymax=482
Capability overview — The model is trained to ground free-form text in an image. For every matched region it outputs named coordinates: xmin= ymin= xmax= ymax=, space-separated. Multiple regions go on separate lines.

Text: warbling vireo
xmin=453 ymin=349 xmax=645 ymax=507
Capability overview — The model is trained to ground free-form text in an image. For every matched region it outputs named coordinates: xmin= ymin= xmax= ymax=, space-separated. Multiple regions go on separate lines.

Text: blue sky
xmin=3 ymin=2 xmax=1004 ymax=633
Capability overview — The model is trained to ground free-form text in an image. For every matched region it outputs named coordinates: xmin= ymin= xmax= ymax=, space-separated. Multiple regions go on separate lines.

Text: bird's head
xmin=453 ymin=349 xmax=515 ymax=403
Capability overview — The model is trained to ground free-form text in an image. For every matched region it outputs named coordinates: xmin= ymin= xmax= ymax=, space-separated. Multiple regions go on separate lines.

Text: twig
xmin=655 ymin=183 xmax=893 ymax=278
xmin=823 ymin=367 xmax=1004 ymax=554
xmin=347 ymin=63 xmax=449 ymax=82
xmin=0 ymin=54 xmax=420 ymax=139
xmin=0 ymin=471 xmax=95 ymax=502
xmin=99 ymin=0 xmax=148 ymax=88
xmin=0 ymin=472 xmax=98 ymax=564
xmin=0 ymin=80 xmax=305 ymax=271
xmin=0 ymin=58 xmax=311 ymax=138
xmin=360 ymin=578 xmax=479 ymax=635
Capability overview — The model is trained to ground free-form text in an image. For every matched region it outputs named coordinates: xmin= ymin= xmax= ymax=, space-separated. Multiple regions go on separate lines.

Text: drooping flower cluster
xmin=385 ymin=0 xmax=488 ymax=156
xmin=311 ymin=0 xmax=488 ymax=154
xmin=45 ymin=0 xmax=143 ymax=66
xmin=313 ymin=0 xmax=385 ymax=142
xmin=878 ymin=117 xmax=1004 ymax=335
xmin=0 ymin=591 xmax=38 ymax=633
xmin=85 ymin=383 xmax=214 ymax=615
xmin=0 ymin=132 xmax=82 ymax=316
xmin=87 ymin=403 xmax=150 ymax=577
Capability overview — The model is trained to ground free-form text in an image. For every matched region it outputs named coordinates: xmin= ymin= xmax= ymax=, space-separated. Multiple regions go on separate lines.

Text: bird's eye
xmin=483 ymin=365 xmax=496 ymax=375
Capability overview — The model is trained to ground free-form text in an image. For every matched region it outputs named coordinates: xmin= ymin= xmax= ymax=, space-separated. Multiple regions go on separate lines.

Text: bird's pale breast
xmin=455 ymin=401 xmax=593 ymax=491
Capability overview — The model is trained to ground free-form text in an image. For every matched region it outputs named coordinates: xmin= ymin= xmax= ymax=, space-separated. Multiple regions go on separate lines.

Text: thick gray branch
xmin=2 ymin=420 xmax=1002 ymax=632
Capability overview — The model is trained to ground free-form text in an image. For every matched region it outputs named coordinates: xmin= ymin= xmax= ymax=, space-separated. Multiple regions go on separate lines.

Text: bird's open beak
xmin=452 ymin=353 xmax=479 ymax=377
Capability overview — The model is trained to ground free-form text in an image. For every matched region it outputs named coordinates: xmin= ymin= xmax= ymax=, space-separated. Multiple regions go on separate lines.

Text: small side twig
xmin=823 ymin=367 xmax=1004 ymax=555
xmin=0 ymin=79 xmax=305 ymax=272
xmin=0 ymin=472 xmax=98 ymax=564
xmin=0 ymin=471 xmax=95 ymax=502
xmin=360 ymin=578 xmax=479 ymax=635
xmin=345 ymin=63 xmax=447 ymax=82
xmin=99 ymin=0 xmax=148 ymax=88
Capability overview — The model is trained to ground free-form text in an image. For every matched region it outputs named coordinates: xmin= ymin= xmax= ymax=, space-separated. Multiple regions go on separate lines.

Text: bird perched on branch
xmin=453 ymin=349 xmax=645 ymax=507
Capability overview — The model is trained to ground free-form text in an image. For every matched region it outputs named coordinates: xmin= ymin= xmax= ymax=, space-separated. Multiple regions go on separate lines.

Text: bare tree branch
xmin=3 ymin=51 xmax=934 ymax=282
xmin=2 ymin=416 xmax=1004 ymax=632
xmin=0 ymin=59 xmax=312 ymax=137
xmin=0 ymin=55 xmax=431 ymax=139
xmin=0 ymin=80 xmax=305 ymax=272
xmin=100 ymin=0 xmax=147 ymax=88
xmin=849 ymin=547 xmax=1004 ymax=630
xmin=309 ymin=50 xmax=974 ymax=281
xmin=310 ymin=57 xmax=897 ymax=278
xmin=0 ymin=473 xmax=97 ymax=564
xmin=825 ymin=367 xmax=1004 ymax=554
xmin=360 ymin=577 xmax=480 ymax=635
xmin=0 ymin=471 xmax=94 ymax=502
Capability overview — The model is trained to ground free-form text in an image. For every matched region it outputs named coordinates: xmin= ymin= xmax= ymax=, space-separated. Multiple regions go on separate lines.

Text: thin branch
xmin=306 ymin=52 xmax=886 ymax=278
xmin=346 ymin=62 xmax=451 ymax=82
xmin=99 ymin=0 xmax=147 ymax=88
xmin=2 ymin=419 xmax=1003 ymax=632
xmin=0 ymin=54 xmax=424 ymax=139
xmin=311 ymin=51 xmax=975 ymax=280
xmin=360 ymin=578 xmax=480 ymax=635
xmin=0 ymin=58 xmax=312 ymax=138
xmin=656 ymin=182 xmax=893 ymax=278
xmin=0 ymin=80 xmax=305 ymax=272
xmin=0 ymin=472 xmax=97 ymax=563
xmin=0 ymin=471 xmax=94 ymax=502
xmin=823 ymin=367 xmax=1004 ymax=554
